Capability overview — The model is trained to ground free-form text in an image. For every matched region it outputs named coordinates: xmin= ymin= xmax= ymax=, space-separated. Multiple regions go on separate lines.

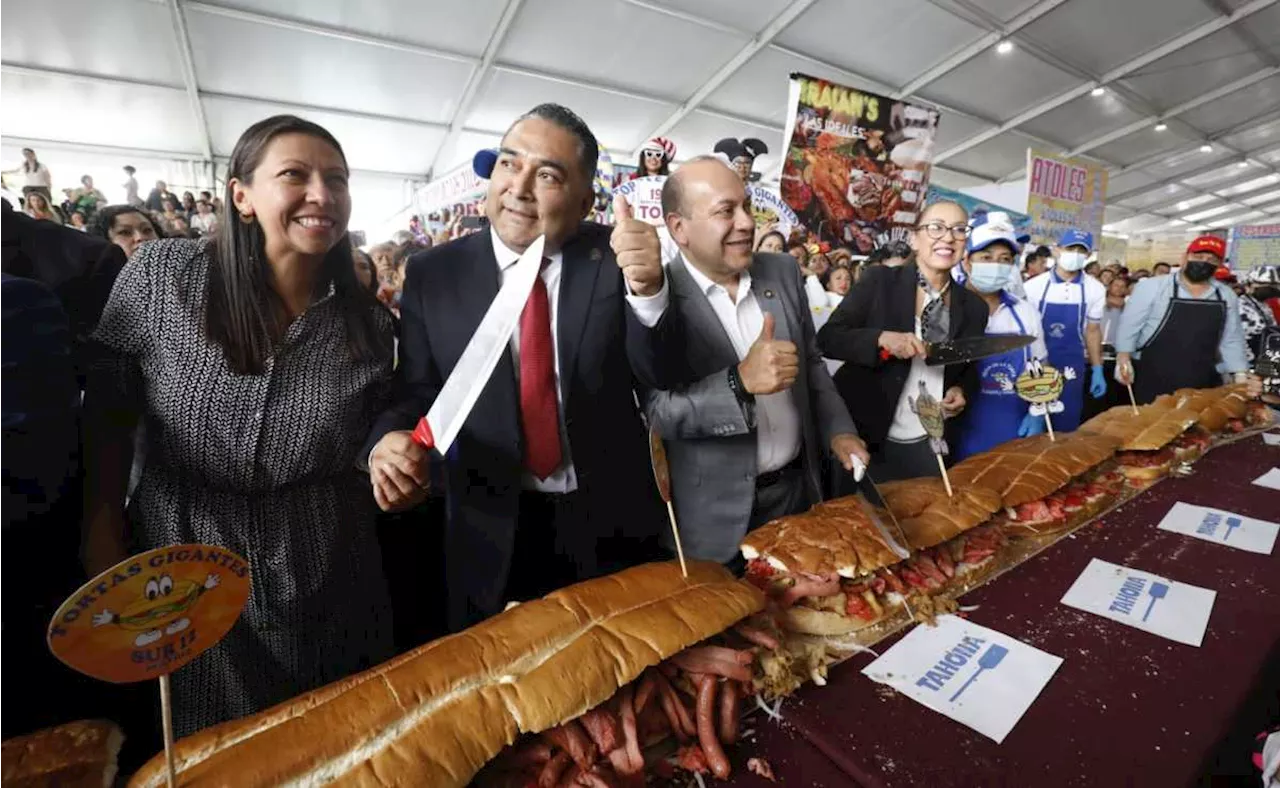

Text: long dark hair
xmin=92 ymin=204 xmax=166 ymax=240
xmin=205 ymin=114 xmax=389 ymax=375
xmin=22 ymin=148 xmax=39 ymax=173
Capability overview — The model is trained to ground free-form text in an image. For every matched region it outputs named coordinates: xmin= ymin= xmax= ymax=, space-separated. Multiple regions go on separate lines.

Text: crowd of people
xmin=3 ymin=147 xmax=225 ymax=245
xmin=3 ymin=101 xmax=1277 ymax=779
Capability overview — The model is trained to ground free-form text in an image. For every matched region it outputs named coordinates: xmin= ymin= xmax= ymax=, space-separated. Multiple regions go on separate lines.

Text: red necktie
xmin=519 ymin=260 xmax=562 ymax=479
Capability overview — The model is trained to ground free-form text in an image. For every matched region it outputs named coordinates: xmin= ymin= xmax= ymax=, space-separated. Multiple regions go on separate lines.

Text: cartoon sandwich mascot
xmin=93 ymin=573 xmax=220 ymax=647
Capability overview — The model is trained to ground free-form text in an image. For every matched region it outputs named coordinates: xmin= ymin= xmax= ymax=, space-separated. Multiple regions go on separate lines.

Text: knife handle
xmin=878 ymin=348 xmax=891 ymax=362
xmin=411 ymin=417 xmax=435 ymax=449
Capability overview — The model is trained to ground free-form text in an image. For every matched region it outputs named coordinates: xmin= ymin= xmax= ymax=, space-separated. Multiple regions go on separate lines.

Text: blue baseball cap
xmin=473 ymin=148 xmax=498 ymax=179
xmin=1057 ymin=228 xmax=1094 ymax=252
xmin=967 ymin=211 xmax=1024 ymax=255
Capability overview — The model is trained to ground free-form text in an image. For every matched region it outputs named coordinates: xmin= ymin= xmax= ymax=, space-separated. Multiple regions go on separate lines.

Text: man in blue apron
xmin=952 ymin=212 xmax=1048 ymax=460
xmin=1114 ymin=235 xmax=1261 ymax=402
xmin=1024 ymin=229 xmax=1107 ymax=431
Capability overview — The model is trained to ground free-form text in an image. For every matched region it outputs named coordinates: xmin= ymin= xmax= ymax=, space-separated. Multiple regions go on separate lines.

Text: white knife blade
xmin=412 ymin=235 xmax=546 ymax=453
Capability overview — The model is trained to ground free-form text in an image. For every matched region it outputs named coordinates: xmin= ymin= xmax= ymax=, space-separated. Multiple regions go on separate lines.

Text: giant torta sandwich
xmin=2 ymin=720 xmax=123 ymax=788
xmin=1080 ymin=404 xmax=1199 ymax=481
xmin=948 ymin=433 xmax=1123 ymax=538
xmin=131 ymin=563 xmax=778 ymax=787
xmin=874 ymin=478 xmax=1008 ymax=590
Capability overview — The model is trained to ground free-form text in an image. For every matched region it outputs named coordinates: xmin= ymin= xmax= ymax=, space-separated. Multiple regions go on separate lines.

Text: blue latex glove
xmin=1089 ymin=364 xmax=1107 ymax=398
xmin=1017 ymin=410 xmax=1046 ymax=437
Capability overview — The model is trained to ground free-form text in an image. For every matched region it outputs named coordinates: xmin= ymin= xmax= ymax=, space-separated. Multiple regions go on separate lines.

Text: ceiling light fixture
xmin=1237 ymin=161 xmax=1249 ymax=168
xmin=996 ymin=40 xmax=1014 ymax=55
xmin=1200 ymin=144 xmax=1213 ymax=153
xmin=1153 ymin=123 xmax=1167 ymax=132
xmin=1091 ymin=87 xmax=1106 ymax=97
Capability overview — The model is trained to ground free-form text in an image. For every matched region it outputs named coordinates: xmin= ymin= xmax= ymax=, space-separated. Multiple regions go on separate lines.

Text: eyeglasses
xmin=917 ymin=222 xmax=971 ymax=240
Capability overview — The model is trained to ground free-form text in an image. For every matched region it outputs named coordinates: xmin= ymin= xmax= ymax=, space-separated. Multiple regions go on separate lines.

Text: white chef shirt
xmin=987 ymin=293 xmax=1048 ymax=362
xmin=1023 ymin=269 xmax=1106 ymax=326
xmin=683 ymin=255 xmax=802 ymax=473
xmin=492 ymin=229 xmax=669 ymax=492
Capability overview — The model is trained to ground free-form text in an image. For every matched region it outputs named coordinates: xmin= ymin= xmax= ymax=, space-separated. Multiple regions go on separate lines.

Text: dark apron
xmin=1036 ymin=272 xmax=1088 ymax=431
xmin=1132 ymin=284 xmax=1226 ymax=405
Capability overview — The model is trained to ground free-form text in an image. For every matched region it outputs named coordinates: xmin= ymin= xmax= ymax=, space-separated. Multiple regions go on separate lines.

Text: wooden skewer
xmin=159 ymin=673 xmax=177 ymax=788
xmin=1126 ymin=384 xmax=1139 ymax=414
xmin=936 ymin=453 xmax=953 ymax=497
xmin=665 ymin=501 xmax=688 ymax=579
xmin=1044 ymin=412 xmax=1056 ymax=441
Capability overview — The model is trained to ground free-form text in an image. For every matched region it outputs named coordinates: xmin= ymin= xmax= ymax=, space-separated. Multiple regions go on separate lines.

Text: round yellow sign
xmin=47 ymin=544 xmax=251 ymax=683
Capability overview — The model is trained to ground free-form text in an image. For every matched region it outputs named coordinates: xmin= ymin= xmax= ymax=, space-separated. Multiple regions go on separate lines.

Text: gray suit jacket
xmin=643 ymin=252 xmax=857 ymax=562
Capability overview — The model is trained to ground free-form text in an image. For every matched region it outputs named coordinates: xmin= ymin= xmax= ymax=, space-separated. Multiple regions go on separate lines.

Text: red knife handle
xmin=879 ymin=348 xmax=892 ymax=362
xmin=411 ymin=417 xmax=435 ymax=449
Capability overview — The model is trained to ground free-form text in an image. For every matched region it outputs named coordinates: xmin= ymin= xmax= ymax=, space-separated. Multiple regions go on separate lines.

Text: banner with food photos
xmin=1024 ymin=148 xmax=1108 ymax=248
xmin=779 ymin=73 xmax=941 ymax=253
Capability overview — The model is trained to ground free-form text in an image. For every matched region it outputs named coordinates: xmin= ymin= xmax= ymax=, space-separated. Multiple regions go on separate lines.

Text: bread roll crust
xmin=2 ymin=719 xmax=122 ymax=788
xmin=129 ymin=562 xmax=763 ymax=788
xmin=948 ymin=433 xmax=1121 ymax=508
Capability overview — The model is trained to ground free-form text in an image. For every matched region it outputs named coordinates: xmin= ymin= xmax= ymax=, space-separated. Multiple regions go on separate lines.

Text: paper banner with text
xmin=1060 ymin=559 xmax=1215 ymax=646
xmin=748 ymin=184 xmax=800 ymax=238
xmin=779 ymin=72 xmax=941 ymax=253
xmin=612 ymin=175 xmax=667 ymax=226
xmin=862 ymin=614 xmax=1062 ymax=743
xmin=1227 ymin=223 xmax=1280 ymax=274
xmin=1024 ymin=148 xmax=1108 ymax=248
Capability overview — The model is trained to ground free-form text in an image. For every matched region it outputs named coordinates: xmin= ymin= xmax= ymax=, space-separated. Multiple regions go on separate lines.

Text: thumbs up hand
xmin=610 ymin=194 xmax=664 ymax=296
xmin=737 ymin=313 xmax=800 ymax=395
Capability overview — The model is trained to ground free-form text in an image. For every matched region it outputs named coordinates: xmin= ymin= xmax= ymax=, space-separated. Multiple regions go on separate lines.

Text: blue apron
xmin=955 ymin=292 xmax=1033 ymax=461
xmin=1036 ymin=270 xmax=1087 ymax=431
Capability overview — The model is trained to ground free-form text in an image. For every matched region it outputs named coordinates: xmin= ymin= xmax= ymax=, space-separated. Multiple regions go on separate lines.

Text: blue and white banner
xmin=1059 ymin=558 xmax=1216 ymax=646
xmin=861 ymin=615 xmax=1062 ymax=743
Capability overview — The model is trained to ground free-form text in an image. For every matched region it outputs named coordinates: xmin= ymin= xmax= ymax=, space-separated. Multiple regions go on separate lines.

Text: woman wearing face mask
xmin=1023 ymin=228 xmax=1108 ymax=430
xmin=950 ymin=213 xmax=1048 ymax=460
xmin=1249 ymin=266 xmax=1280 ymax=323
xmin=1115 ymin=236 xmax=1260 ymax=403
xmin=1236 ymin=269 xmax=1277 ymax=362
xmin=819 ymin=201 xmax=989 ymax=482
xmin=82 ymin=115 xmax=395 ymax=735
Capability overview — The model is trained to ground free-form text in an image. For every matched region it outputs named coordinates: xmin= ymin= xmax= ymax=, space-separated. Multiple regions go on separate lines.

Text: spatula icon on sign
xmin=949 ymin=644 xmax=1008 ymax=702
xmin=1223 ymin=517 xmax=1242 ymax=542
xmin=1142 ymin=582 xmax=1169 ymax=622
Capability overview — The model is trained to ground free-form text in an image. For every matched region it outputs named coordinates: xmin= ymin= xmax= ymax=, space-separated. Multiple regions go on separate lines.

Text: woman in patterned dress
xmin=82 ymin=115 xmax=398 ymax=736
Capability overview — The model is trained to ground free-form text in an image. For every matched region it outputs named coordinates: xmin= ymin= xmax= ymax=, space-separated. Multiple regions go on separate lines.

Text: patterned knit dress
xmin=92 ymin=239 xmax=395 ymax=736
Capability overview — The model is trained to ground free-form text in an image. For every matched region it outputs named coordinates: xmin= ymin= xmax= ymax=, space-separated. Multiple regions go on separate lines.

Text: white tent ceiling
xmin=3 ymin=0 xmax=1280 ymax=234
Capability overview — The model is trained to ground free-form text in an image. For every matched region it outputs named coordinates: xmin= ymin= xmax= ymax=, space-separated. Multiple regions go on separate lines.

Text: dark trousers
xmin=503 ymin=491 xmax=589 ymax=604
xmin=726 ymin=467 xmax=811 ymax=574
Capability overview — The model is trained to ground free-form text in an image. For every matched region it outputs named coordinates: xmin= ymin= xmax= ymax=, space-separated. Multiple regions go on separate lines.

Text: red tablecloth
xmin=734 ymin=434 xmax=1280 ymax=787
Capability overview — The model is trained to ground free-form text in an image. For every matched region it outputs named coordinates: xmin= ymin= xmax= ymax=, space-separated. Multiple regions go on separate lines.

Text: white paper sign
xmin=1059 ymin=559 xmax=1215 ymax=646
xmin=1252 ymin=468 xmax=1280 ymax=490
xmin=1261 ymin=432 xmax=1280 ymax=446
xmin=1156 ymin=501 xmax=1279 ymax=555
xmin=861 ymin=614 xmax=1062 ymax=743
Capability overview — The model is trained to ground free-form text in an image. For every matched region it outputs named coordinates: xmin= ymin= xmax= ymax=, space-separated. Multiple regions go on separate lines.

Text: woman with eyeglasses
xmin=817 ymin=201 xmax=989 ymax=482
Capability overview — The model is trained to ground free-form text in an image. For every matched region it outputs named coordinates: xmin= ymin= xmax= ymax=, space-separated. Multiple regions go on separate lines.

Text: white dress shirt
xmin=888 ymin=316 xmax=945 ymax=442
xmin=682 ymin=255 xmax=802 ymax=474
xmin=491 ymin=229 xmax=668 ymax=492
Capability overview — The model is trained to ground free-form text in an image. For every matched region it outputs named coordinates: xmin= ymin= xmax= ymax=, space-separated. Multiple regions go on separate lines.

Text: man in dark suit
xmin=365 ymin=104 xmax=679 ymax=630
xmin=642 ymin=157 xmax=867 ymax=562
xmin=2 ymin=199 xmax=127 ymax=381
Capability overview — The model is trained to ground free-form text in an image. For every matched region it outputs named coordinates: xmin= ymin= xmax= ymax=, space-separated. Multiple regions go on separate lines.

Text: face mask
xmin=1057 ymin=251 xmax=1087 ymax=272
xmin=968 ymin=261 xmax=1015 ymax=293
xmin=1183 ymin=260 xmax=1217 ymax=283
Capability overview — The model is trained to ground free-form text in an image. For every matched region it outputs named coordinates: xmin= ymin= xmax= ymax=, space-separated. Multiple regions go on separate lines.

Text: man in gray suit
xmin=644 ymin=157 xmax=868 ymax=564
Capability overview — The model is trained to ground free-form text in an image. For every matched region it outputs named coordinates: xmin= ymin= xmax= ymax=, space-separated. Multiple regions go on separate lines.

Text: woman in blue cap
xmin=1023 ymin=228 xmax=1108 ymax=430
xmin=952 ymin=212 xmax=1048 ymax=460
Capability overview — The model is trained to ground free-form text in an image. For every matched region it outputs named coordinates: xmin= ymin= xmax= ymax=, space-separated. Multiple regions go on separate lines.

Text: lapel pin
xmin=763 ymin=289 xmax=775 ymax=299
xmin=590 ymin=248 xmax=603 ymax=262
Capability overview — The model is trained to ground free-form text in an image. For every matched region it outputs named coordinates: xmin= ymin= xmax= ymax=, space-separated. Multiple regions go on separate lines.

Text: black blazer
xmin=817 ymin=263 xmax=988 ymax=451
xmin=1 ymin=201 xmax=126 ymax=381
xmin=364 ymin=224 xmax=680 ymax=630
